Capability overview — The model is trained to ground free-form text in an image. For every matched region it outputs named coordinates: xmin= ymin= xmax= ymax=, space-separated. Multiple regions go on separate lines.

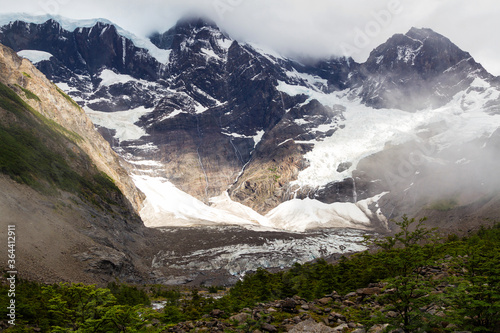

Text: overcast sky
xmin=1 ymin=0 xmax=499 ymax=75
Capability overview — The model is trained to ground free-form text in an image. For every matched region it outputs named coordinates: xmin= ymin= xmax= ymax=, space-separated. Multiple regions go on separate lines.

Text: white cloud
xmin=1 ymin=0 xmax=499 ymax=75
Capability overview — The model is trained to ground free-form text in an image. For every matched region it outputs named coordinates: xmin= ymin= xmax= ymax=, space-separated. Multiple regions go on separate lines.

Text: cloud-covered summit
xmin=1 ymin=0 xmax=499 ymax=74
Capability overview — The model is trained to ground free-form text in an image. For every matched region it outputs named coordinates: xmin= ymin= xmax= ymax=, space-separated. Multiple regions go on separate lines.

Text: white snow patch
xmin=159 ymin=109 xmax=184 ymax=121
xmin=253 ymin=130 xmax=265 ymax=148
xmin=286 ymin=68 xmax=328 ymax=90
xmin=191 ymin=85 xmax=222 ymax=105
xmin=432 ymin=91 xmax=500 ymax=148
xmin=55 ymin=82 xmax=78 ymax=93
xmin=397 ymin=45 xmax=422 ymax=64
xmin=17 ymin=50 xmax=52 ymax=63
xmin=470 ymin=77 xmax=490 ymax=89
xmin=292 ymin=100 xmax=426 ymax=187
xmin=201 ymin=48 xmax=221 ymax=61
xmin=128 ymin=160 xmax=163 ymax=167
xmin=133 ymin=174 xmax=387 ymax=232
xmin=222 ymin=132 xmax=252 ymax=139
xmin=194 ymin=102 xmax=209 ymax=114
xmin=99 ymin=69 xmax=136 ymax=86
xmin=265 ymin=193 xmax=388 ymax=232
xmin=85 ymin=106 xmax=152 ymax=142
xmin=313 ymin=123 xmax=336 ymax=133
xmin=124 ymin=143 xmax=159 ymax=152
xmin=294 ymin=118 xmax=309 ymax=126
xmin=209 ymin=192 xmax=274 ymax=228
xmin=266 ymin=198 xmax=368 ymax=232
xmin=277 ymin=138 xmax=293 ymax=146
xmin=218 ymin=38 xmax=233 ymax=50
xmin=277 ymin=81 xmax=318 ymax=100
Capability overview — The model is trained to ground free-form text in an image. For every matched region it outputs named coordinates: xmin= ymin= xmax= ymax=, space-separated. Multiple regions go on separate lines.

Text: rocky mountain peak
xmin=406 ymin=27 xmax=473 ymax=76
xmin=405 ymin=26 xmax=438 ymax=41
xmin=150 ymin=16 xmax=229 ymax=52
xmin=44 ymin=18 xmax=62 ymax=28
xmin=352 ymin=26 xmax=489 ymax=110
xmin=365 ymin=27 xmax=471 ymax=74
xmin=174 ymin=16 xmax=220 ymax=31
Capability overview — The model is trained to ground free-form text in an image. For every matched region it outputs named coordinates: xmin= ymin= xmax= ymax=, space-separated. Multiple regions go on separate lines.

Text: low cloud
xmin=1 ymin=0 xmax=499 ymax=74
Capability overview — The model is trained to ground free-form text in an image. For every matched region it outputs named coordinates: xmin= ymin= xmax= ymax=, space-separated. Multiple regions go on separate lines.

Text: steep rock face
xmin=137 ymin=18 xmax=299 ymax=201
xmin=0 ymin=19 xmax=163 ymax=81
xmin=0 ymin=43 xmax=144 ymax=211
xmin=229 ymin=100 xmax=345 ymax=213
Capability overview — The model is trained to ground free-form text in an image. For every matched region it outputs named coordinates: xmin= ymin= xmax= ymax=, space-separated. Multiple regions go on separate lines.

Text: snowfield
xmin=17 ymin=50 xmax=53 ymax=63
xmin=132 ymin=173 xmax=388 ymax=232
xmin=277 ymin=76 xmax=500 ymax=188
xmin=85 ymin=106 xmax=153 ymax=142
xmin=99 ymin=69 xmax=138 ymax=86
xmin=132 ymin=175 xmax=265 ymax=229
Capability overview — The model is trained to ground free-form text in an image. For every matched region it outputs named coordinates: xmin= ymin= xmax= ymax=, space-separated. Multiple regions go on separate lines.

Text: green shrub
xmin=107 ymin=281 xmax=150 ymax=306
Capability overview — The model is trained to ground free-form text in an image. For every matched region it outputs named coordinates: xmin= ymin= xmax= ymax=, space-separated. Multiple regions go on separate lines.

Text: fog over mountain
xmin=1 ymin=0 xmax=500 ymax=75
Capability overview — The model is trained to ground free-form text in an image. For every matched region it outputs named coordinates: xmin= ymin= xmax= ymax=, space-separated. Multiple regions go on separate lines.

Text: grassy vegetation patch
xmin=0 ymin=123 xmax=80 ymax=192
xmin=15 ymin=84 xmax=40 ymax=101
xmin=0 ymin=81 xmax=29 ymax=117
xmin=1 ymin=82 xmax=83 ymax=142
xmin=56 ymin=85 xmax=80 ymax=109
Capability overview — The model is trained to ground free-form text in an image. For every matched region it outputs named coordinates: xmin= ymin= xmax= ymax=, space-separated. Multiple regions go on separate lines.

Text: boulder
xmin=333 ymin=323 xmax=350 ymax=331
xmin=281 ymin=298 xmax=298 ymax=313
xmin=288 ymin=318 xmax=337 ymax=333
xmin=261 ymin=323 xmax=277 ymax=332
xmin=317 ymin=297 xmax=332 ymax=305
xmin=229 ymin=312 xmax=250 ymax=324
xmin=210 ymin=309 xmax=224 ymax=318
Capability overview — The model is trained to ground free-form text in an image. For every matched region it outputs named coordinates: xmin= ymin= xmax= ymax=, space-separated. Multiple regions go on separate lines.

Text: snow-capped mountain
xmin=2 ymin=14 xmax=500 ymax=236
xmin=348 ymin=27 xmax=498 ymax=111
